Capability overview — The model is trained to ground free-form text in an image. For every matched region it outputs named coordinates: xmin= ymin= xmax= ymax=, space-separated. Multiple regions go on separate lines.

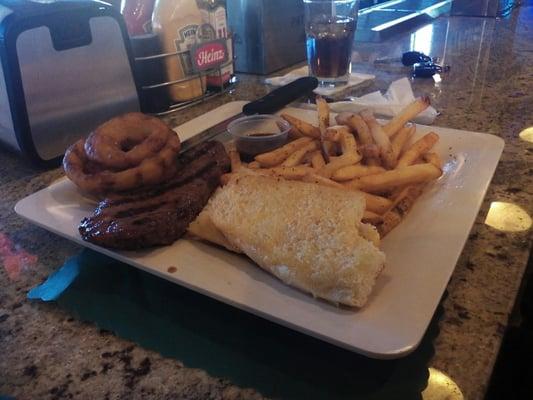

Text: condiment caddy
xmin=126 ymin=0 xmax=236 ymax=115
xmin=134 ymin=43 xmax=236 ymax=115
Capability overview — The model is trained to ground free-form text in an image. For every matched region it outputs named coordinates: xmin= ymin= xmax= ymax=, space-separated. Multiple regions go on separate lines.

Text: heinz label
xmin=174 ymin=24 xmax=200 ymax=75
xmin=190 ymin=39 xmax=228 ymax=72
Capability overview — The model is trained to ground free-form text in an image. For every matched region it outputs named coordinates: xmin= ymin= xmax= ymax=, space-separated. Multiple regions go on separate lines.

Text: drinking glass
xmin=303 ymin=0 xmax=359 ymax=87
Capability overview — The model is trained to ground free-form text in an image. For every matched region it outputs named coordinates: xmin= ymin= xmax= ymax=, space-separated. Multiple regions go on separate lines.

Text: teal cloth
xmin=40 ymin=250 xmax=440 ymax=399
xmin=28 ymin=255 xmax=81 ymax=301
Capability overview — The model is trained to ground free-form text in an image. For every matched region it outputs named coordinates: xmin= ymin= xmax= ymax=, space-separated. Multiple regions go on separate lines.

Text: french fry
xmin=423 ymin=152 xmax=442 ymax=170
xmin=331 ymin=165 xmax=386 ymax=181
xmin=316 ymin=96 xmax=330 ymax=131
xmin=267 ymin=165 xmax=315 ymax=179
xmin=310 ymin=150 xmax=326 ymax=169
xmin=245 ymin=168 xmax=274 ymax=177
xmin=277 ymin=121 xmax=304 ymax=140
xmin=336 ymin=112 xmax=381 ymax=166
xmin=301 ymin=149 xmax=315 ymax=164
xmin=382 ymin=97 xmax=430 ymax=137
xmin=324 ymin=140 xmax=338 ymax=156
xmin=391 ymin=124 xmax=415 ymax=161
xmin=335 ymin=112 xmax=373 ymax=145
xmin=360 ymin=110 xmax=396 ymax=169
xmin=255 ymin=137 xmax=313 ymax=167
xmin=389 ymin=185 xmax=408 ymax=200
xmin=334 ymin=111 xmax=352 ymax=126
xmin=338 ymin=131 xmax=359 ymax=158
xmin=359 ymin=143 xmax=381 ymax=159
xmin=363 ymin=156 xmax=381 ymax=167
xmin=378 ymin=210 xmax=402 ymax=237
xmin=316 ymin=96 xmax=331 ymax=162
xmin=377 ymin=185 xmax=425 ymax=236
xmin=222 ymin=167 xmax=270 ymax=180
xmin=397 ymin=132 xmax=439 ymax=168
xmin=301 ymin=173 xmax=345 ymax=189
xmin=390 ymin=185 xmax=425 ymax=216
xmin=362 ymin=211 xmax=383 ymax=225
xmin=247 ymin=161 xmax=261 ymax=169
xmin=345 ymin=163 xmax=442 ymax=193
xmin=228 ymin=149 xmax=242 ymax=172
xmin=288 ymin=126 xmax=304 ymax=140
xmin=282 ymin=141 xmax=319 ymax=167
xmin=359 ymin=191 xmax=393 ymax=214
xmin=324 ymin=125 xmax=349 ymax=141
xmin=318 ymin=153 xmax=361 ymax=178
xmin=329 ymin=184 xmax=392 ymax=214
xmin=281 ymin=114 xmax=321 ymax=139
xmin=222 ymin=166 xmax=305 ymax=183
xmin=318 ymin=128 xmax=362 ymax=178
xmin=325 ymin=126 xmax=359 ymax=155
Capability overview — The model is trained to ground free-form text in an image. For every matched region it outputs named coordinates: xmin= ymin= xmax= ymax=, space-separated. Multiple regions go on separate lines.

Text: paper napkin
xmin=265 ymin=66 xmax=375 ymax=96
xmin=324 ymin=77 xmax=438 ymax=125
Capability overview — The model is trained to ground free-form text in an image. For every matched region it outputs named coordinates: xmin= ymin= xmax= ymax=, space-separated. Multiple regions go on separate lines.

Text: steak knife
xmin=180 ymin=77 xmax=319 ymax=152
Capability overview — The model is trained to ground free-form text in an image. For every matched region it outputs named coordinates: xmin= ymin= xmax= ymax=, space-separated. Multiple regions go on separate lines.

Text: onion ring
xmin=63 ymin=128 xmax=181 ymax=195
xmin=84 ymin=113 xmax=177 ymax=169
xmin=64 ymin=139 xmax=107 ymax=194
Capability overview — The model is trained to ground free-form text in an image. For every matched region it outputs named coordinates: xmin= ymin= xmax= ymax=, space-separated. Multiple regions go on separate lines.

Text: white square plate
xmin=15 ymin=102 xmax=504 ymax=359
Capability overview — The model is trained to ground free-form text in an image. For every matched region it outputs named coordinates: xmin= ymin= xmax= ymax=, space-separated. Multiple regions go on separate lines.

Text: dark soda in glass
xmin=305 ymin=16 xmax=356 ymax=86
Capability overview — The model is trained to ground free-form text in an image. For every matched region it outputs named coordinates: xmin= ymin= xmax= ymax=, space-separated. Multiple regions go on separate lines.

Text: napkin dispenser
xmin=227 ymin=0 xmax=306 ymax=75
xmin=0 ymin=0 xmax=139 ymax=166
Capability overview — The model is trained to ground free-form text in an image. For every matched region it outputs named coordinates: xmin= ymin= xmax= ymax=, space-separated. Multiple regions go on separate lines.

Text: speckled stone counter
xmin=1 ymin=4 xmax=532 ymax=400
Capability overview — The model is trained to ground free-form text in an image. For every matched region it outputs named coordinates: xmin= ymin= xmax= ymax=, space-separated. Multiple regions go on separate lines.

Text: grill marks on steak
xmin=79 ymin=141 xmax=230 ymax=249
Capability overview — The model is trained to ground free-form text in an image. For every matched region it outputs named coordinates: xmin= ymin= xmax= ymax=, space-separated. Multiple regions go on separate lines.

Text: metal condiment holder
xmin=135 ymin=41 xmax=236 ymax=116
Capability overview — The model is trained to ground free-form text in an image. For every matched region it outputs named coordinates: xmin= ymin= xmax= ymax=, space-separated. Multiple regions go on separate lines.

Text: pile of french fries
xmin=223 ymin=96 xmax=443 ymax=237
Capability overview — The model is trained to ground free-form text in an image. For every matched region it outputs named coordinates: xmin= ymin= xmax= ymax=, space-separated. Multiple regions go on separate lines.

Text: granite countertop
xmin=1 ymin=4 xmax=532 ymax=400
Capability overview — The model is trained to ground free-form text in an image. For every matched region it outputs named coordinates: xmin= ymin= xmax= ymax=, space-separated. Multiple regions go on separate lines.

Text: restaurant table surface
xmin=1 ymin=3 xmax=532 ymax=400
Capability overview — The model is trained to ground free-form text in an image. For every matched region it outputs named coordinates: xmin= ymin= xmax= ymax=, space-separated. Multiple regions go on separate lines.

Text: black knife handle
xmin=242 ymin=76 xmax=319 ymax=115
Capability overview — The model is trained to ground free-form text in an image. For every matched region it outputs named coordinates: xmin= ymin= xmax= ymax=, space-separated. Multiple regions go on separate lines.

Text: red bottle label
xmin=121 ymin=0 xmax=156 ymax=36
xmin=191 ymin=39 xmax=228 ymax=72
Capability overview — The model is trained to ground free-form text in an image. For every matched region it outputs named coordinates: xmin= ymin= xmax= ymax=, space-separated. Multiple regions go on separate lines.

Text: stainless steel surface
xmin=0 ymin=5 xmax=17 ymax=152
xmin=0 ymin=57 xmax=18 ymax=152
xmin=16 ymin=16 xmax=139 ymax=161
xmin=227 ymin=0 xmax=306 ymax=74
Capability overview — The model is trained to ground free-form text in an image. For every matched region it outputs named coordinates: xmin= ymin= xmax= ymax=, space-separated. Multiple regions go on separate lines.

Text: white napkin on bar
xmin=325 ymin=77 xmax=438 ymax=125
xmin=265 ymin=66 xmax=375 ymax=96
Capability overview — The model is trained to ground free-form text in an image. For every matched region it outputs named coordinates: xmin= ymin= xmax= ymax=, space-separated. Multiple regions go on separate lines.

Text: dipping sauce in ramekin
xmin=227 ymin=115 xmax=290 ymax=159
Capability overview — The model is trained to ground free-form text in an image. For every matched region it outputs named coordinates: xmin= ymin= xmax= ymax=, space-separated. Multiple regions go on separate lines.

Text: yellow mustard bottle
xmin=152 ymin=0 xmax=206 ymax=102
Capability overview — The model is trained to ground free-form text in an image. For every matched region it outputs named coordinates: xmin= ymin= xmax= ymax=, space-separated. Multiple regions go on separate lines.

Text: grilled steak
xmin=79 ymin=141 xmax=230 ymax=249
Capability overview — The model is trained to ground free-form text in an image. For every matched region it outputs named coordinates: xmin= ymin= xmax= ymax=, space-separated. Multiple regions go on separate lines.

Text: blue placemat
xmin=29 ymin=249 xmax=441 ymax=399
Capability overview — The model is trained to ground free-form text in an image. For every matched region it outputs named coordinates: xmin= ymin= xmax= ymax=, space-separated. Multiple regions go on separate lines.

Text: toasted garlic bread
xmin=208 ymin=174 xmax=385 ymax=307
xmin=187 ymin=206 xmax=241 ymax=253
